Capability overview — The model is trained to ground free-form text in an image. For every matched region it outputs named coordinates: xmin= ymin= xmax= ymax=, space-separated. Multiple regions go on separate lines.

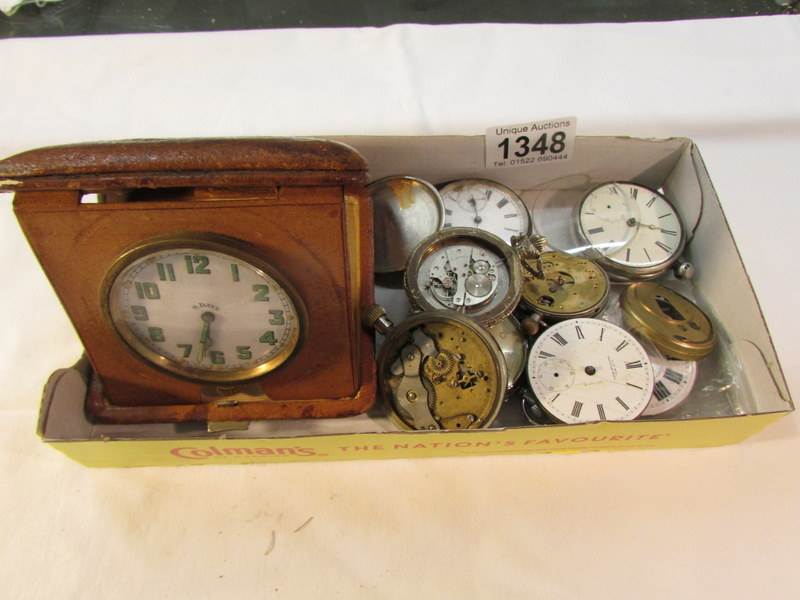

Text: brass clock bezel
xmin=102 ymin=232 xmax=306 ymax=383
xmin=576 ymin=181 xmax=687 ymax=281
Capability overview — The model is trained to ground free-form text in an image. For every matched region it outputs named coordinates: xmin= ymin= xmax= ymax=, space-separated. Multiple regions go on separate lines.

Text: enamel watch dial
xmin=404 ymin=227 xmax=522 ymax=326
xmin=578 ymin=182 xmax=686 ymax=280
xmin=526 ymin=318 xmax=654 ymax=424
xmin=107 ymin=236 xmax=302 ymax=382
xmin=439 ymin=179 xmax=531 ymax=245
xmin=365 ymin=306 xmax=507 ymax=430
xmin=643 ymin=348 xmax=698 ymax=417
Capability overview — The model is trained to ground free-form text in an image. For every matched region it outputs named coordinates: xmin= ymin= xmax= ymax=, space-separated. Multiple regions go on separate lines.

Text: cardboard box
xmin=35 ymin=135 xmax=794 ymax=467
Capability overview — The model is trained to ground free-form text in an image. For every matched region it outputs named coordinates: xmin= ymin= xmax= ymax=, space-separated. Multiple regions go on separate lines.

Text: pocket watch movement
xmin=365 ymin=306 xmax=507 ymax=430
xmin=621 ymin=282 xmax=716 ymax=361
xmin=513 ymin=234 xmax=610 ymax=321
xmin=404 ymin=227 xmax=522 ymax=326
xmin=577 ymin=182 xmax=686 ymax=280
xmin=438 ymin=178 xmax=531 ymax=245
xmin=526 ymin=318 xmax=654 ymax=424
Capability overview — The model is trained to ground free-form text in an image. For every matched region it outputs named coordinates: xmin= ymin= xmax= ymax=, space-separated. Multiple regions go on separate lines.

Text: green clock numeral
xmin=131 ymin=305 xmax=149 ymax=321
xmin=148 ymin=327 xmax=165 ymax=342
xmin=135 ymin=282 xmax=160 ymax=300
xmin=236 ymin=346 xmax=252 ymax=360
xmin=156 ymin=263 xmax=176 ymax=281
xmin=269 ymin=310 xmax=284 ymax=325
xmin=184 ymin=255 xmax=211 ymax=275
xmin=259 ymin=331 xmax=277 ymax=345
xmin=230 ymin=264 xmax=240 ymax=282
xmin=210 ymin=350 xmax=225 ymax=365
xmin=177 ymin=344 xmax=192 ymax=358
xmin=253 ymin=284 xmax=270 ymax=302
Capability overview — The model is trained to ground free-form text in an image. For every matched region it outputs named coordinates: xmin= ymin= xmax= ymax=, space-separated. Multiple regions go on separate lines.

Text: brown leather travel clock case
xmin=0 ymin=138 xmax=376 ymax=424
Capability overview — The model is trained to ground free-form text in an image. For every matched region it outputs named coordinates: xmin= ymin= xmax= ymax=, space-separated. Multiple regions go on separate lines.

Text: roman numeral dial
xmin=578 ymin=182 xmax=685 ymax=278
xmin=439 ymin=178 xmax=531 ymax=245
xmin=526 ymin=318 xmax=654 ymax=424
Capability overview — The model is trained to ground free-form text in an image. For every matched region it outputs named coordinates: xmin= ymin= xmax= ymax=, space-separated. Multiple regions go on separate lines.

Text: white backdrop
xmin=1 ymin=16 xmax=799 ymax=599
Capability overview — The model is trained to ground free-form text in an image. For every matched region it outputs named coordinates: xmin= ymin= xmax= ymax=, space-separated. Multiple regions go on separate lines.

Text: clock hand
xmin=198 ymin=311 xmax=215 ymax=362
xmin=468 ymin=197 xmax=483 ymax=225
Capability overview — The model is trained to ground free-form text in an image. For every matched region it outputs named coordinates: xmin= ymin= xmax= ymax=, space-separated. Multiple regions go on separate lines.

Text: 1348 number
xmin=497 ymin=132 xmax=566 ymax=160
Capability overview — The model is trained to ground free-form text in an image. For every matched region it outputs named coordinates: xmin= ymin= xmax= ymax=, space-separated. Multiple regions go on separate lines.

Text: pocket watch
xmin=438 ymin=179 xmax=531 ymax=245
xmin=365 ymin=306 xmax=507 ymax=430
xmin=621 ymin=282 xmax=716 ymax=361
xmin=513 ymin=234 xmax=610 ymax=321
xmin=577 ymin=182 xmax=686 ymax=280
xmin=487 ymin=316 xmax=527 ymax=389
xmin=2 ymin=138 xmax=376 ymax=423
xmin=404 ymin=227 xmax=522 ymax=326
xmin=526 ymin=318 xmax=654 ymax=423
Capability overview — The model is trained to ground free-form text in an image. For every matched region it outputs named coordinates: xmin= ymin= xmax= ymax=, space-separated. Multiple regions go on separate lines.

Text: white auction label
xmin=485 ymin=117 xmax=576 ymax=169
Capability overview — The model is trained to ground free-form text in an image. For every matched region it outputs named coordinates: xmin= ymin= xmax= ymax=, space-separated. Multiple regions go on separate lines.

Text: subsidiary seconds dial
xmin=526 ymin=318 xmax=654 ymax=424
xmin=106 ymin=236 xmax=302 ymax=382
xmin=578 ymin=182 xmax=685 ymax=279
xmin=439 ymin=179 xmax=531 ymax=245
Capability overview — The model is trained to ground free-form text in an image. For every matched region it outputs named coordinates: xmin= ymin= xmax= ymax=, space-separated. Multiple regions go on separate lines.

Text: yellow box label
xmin=45 ymin=411 xmax=788 ymax=468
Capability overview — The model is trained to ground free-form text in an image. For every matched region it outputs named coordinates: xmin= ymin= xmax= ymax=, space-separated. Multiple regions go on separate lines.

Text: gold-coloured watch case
xmin=369 ymin=309 xmax=508 ymax=431
xmin=576 ymin=181 xmax=687 ymax=281
xmin=102 ymin=232 xmax=306 ymax=383
xmin=621 ymin=282 xmax=716 ymax=361
xmin=519 ymin=250 xmax=610 ymax=320
xmin=404 ymin=227 xmax=522 ymax=327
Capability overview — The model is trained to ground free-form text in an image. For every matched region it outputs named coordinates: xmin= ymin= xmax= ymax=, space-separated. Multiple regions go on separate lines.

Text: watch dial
xmin=439 ymin=179 xmax=530 ymax=244
xmin=527 ymin=318 xmax=654 ymax=423
xmin=579 ymin=182 xmax=683 ymax=269
xmin=108 ymin=243 xmax=301 ymax=381
xmin=643 ymin=353 xmax=698 ymax=417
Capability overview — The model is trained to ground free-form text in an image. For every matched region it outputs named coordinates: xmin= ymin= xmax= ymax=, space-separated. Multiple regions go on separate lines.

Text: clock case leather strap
xmin=0 ymin=138 xmax=368 ymax=191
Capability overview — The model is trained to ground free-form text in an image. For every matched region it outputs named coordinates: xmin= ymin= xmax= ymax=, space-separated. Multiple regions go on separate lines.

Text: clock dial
xmin=439 ymin=179 xmax=531 ymax=244
xmin=526 ymin=318 xmax=654 ymax=424
xmin=578 ymin=182 xmax=684 ymax=274
xmin=107 ymin=239 xmax=302 ymax=382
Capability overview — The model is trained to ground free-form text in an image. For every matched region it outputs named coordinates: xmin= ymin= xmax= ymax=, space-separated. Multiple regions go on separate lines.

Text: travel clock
xmin=1 ymin=138 xmax=375 ymax=423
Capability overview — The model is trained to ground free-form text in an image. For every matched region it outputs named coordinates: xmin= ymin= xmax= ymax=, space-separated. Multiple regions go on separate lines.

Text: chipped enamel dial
xmin=438 ymin=178 xmax=531 ymax=245
xmin=106 ymin=235 xmax=303 ymax=382
xmin=526 ymin=318 xmax=654 ymax=424
xmin=404 ymin=227 xmax=521 ymax=326
xmin=366 ymin=307 xmax=507 ymax=430
xmin=577 ymin=182 xmax=686 ymax=280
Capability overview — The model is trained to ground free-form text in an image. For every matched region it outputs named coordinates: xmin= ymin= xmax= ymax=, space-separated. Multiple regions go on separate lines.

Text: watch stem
xmin=519 ymin=313 xmax=545 ymax=337
xmin=363 ymin=304 xmax=394 ymax=335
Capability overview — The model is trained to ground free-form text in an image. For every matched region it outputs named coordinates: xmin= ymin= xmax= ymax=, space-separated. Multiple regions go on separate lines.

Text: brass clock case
xmin=519 ymin=251 xmax=610 ymax=320
xmin=621 ymin=282 xmax=716 ymax=361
